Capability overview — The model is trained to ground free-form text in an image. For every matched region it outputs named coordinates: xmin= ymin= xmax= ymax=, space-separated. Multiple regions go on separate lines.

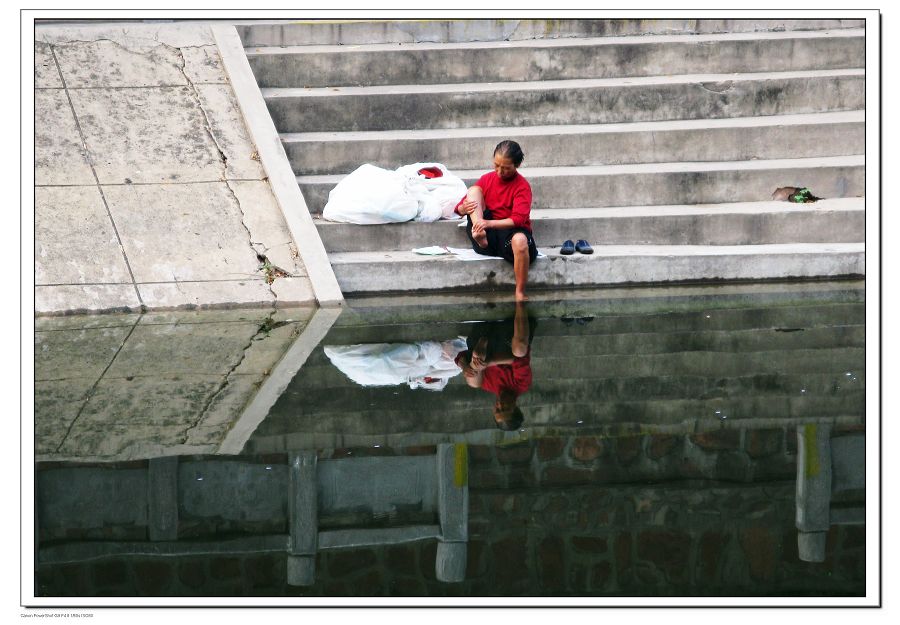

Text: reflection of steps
xmin=247 ymin=288 xmax=865 ymax=451
xmin=242 ymin=20 xmax=866 ymax=294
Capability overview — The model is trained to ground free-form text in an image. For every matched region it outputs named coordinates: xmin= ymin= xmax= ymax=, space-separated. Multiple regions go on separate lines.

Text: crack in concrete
xmin=225 ymin=179 xmax=280 ymax=299
xmin=177 ymin=308 xmax=278 ymax=446
xmin=172 ymin=44 xmax=282 ymax=297
xmin=174 ymin=46 xmax=229 ymax=177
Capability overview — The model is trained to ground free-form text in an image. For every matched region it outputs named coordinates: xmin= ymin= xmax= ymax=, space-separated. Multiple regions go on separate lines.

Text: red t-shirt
xmin=456 ymin=171 xmax=533 ymax=231
xmin=480 ymin=354 xmax=532 ymax=397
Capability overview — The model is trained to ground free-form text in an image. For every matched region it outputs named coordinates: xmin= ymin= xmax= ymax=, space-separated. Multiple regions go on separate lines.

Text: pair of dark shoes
xmin=560 ymin=239 xmax=593 ymax=255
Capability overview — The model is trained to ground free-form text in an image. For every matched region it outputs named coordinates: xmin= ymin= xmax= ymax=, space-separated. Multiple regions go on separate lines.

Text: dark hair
xmin=495 ymin=406 xmax=524 ymax=431
xmin=494 ymin=140 xmax=524 ymax=167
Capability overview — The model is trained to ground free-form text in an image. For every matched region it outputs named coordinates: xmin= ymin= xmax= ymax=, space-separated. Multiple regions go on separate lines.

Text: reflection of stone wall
xmin=35 ymin=308 xmax=314 ymax=462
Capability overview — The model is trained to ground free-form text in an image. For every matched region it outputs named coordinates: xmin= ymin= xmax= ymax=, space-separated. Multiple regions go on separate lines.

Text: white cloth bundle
xmin=322 ymin=162 xmax=467 ymax=224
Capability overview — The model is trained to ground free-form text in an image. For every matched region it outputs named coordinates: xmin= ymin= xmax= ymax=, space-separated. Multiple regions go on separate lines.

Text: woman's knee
xmin=511 ymin=233 xmax=529 ymax=253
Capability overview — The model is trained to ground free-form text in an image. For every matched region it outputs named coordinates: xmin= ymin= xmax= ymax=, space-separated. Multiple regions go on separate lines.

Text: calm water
xmin=34 ymin=282 xmax=867 ymax=600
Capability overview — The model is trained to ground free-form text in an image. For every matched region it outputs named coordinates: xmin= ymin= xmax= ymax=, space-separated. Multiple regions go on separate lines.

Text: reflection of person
xmin=455 ymin=303 xmax=536 ymax=430
xmin=455 ymin=140 xmax=537 ymax=302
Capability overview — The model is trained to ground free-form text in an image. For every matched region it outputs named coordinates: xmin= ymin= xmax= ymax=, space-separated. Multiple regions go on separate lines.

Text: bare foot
xmin=472 ymin=230 xmax=488 ymax=249
xmin=515 ymin=291 xmax=529 ymax=302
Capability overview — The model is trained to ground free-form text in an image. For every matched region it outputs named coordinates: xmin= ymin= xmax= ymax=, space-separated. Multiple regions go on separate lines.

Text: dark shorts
xmin=456 ymin=313 xmax=538 ymax=366
xmin=466 ymin=210 xmax=538 ymax=264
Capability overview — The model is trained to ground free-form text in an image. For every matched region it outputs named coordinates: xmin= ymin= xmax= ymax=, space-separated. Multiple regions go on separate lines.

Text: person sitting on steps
xmin=455 ymin=140 xmax=538 ymax=302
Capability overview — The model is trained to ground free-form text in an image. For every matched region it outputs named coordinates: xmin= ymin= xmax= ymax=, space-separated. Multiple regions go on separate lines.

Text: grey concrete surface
xmin=35 ymin=186 xmax=133 ymax=285
xmin=248 ymin=30 xmax=864 ymax=88
xmin=315 ymin=199 xmax=865 ymax=251
xmin=262 ymin=70 xmax=865 ymax=133
xmin=34 ymin=90 xmax=94 ymax=185
xmin=237 ymin=19 xmax=865 ymax=47
xmin=283 ymin=112 xmax=865 ymax=175
xmin=34 ymin=22 xmax=318 ymax=314
xmin=327 ymin=243 xmax=863 ymax=294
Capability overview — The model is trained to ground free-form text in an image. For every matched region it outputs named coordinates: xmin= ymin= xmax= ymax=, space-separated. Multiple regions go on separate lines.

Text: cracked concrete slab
xmin=34 ymin=90 xmax=94 ymax=186
xmin=101 ymin=182 xmax=263 ymax=282
xmin=36 ymin=22 xmax=216 ymax=52
xmin=195 ymin=83 xmax=266 ymax=180
xmin=53 ymin=39 xmax=188 ymax=88
xmin=35 ymin=285 xmax=142 ymax=315
xmin=69 ymin=86 xmax=225 ymax=184
xmin=35 ymin=186 xmax=133 ymax=285
xmin=136 ymin=280 xmax=275 ymax=309
xmin=35 ymin=313 xmax=140 ymax=332
xmin=229 ymin=180 xmax=305 ymax=273
xmin=182 ymin=45 xmax=228 ymax=84
xmin=34 ymin=22 xmax=331 ymax=313
xmin=138 ymin=308 xmax=271 ymax=325
xmin=270 ymin=277 xmax=316 ymax=304
xmin=34 ymin=42 xmax=63 ymax=88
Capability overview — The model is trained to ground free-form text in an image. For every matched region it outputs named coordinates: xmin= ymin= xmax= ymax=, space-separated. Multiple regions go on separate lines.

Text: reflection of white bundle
xmin=324 ymin=338 xmax=468 ymax=391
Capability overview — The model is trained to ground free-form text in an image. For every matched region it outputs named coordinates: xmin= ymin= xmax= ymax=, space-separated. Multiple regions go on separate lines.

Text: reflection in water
xmin=325 ymin=339 xmax=467 ymax=391
xmin=455 ymin=301 xmax=536 ymax=430
xmin=33 ymin=283 xmax=867 ymax=598
xmin=795 ymin=423 xmax=865 ymax=562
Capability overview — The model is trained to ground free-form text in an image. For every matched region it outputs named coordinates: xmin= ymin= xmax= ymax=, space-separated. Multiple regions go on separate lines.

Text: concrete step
xmin=237 ymin=19 xmax=865 ymax=47
xmin=327 ymin=242 xmax=864 ymax=294
xmin=322 ymin=302 xmax=865 ymax=346
xmin=262 ymin=69 xmax=865 ymax=133
xmin=283 ymin=112 xmax=865 ymax=175
xmin=298 ymin=156 xmax=865 ymax=213
xmin=247 ymin=30 xmax=864 ymax=88
xmin=313 ymin=198 xmax=865 ymax=252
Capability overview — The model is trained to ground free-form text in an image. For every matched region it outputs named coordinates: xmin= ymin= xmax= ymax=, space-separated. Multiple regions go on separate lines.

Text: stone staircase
xmin=240 ymin=19 xmax=866 ymax=296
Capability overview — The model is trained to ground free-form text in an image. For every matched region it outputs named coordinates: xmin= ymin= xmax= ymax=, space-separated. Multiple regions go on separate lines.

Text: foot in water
xmin=515 ymin=290 xmax=529 ymax=302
